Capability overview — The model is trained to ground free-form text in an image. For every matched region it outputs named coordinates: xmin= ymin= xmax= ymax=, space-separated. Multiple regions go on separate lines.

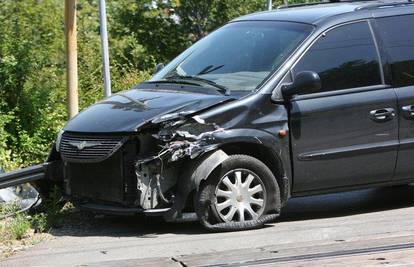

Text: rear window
xmin=375 ymin=15 xmax=414 ymax=87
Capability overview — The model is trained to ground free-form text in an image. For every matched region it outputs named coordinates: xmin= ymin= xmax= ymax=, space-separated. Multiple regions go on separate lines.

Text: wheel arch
xmin=164 ymin=131 xmax=291 ymax=221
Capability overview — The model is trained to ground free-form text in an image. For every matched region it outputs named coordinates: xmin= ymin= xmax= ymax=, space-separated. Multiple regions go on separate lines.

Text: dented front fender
xmin=164 ymin=149 xmax=229 ymax=221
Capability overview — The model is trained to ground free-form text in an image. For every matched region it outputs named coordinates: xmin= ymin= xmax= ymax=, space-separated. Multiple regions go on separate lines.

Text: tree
xmin=0 ymin=0 xmax=291 ymax=168
xmin=175 ymin=0 xmax=266 ymax=40
xmin=113 ymin=0 xmax=273 ymax=66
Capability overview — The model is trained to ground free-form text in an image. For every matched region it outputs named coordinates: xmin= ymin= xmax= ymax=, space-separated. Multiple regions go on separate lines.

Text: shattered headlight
xmin=154 ymin=116 xmax=224 ymax=162
xmin=157 ymin=116 xmax=218 ymax=142
xmin=176 ymin=123 xmax=217 ymax=140
xmin=175 ymin=116 xmax=221 ymax=141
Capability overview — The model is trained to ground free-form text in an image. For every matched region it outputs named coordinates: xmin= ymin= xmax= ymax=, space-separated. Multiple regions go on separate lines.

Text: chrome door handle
xmin=369 ymin=108 xmax=395 ymax=122
xmin=402 ymin=105 xmax=414 ymax=119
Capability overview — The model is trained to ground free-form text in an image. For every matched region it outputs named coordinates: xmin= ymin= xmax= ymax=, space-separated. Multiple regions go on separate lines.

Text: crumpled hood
xmin=63 ymin=89 xmax=233 ymax=133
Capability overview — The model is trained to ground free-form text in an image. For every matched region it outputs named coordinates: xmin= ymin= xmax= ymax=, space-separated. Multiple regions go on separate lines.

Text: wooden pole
xmin=65 ymin=0 xmax=79 ymax=119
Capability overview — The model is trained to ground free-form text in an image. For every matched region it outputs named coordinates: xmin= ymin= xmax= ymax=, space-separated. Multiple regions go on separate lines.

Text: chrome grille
xmin=60 ymin=133 xmax=126 ymax=163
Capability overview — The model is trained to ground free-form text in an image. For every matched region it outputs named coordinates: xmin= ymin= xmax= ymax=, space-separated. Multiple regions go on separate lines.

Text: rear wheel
xmin=195 ymin=155 xmax=280 ymax=231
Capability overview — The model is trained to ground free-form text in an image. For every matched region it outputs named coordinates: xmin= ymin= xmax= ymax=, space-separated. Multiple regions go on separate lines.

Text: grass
xmin=8 ymin=214 xmax=31 ymax=240
xmin=0 ymin=200 xmax=20 ymax=218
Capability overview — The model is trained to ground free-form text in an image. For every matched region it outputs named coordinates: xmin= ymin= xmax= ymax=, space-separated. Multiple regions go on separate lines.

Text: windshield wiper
xmin=197 ymin=64 xmax=224 ymax=75
xmin=145 ymin=79 xmax=201 ymax=87
xmin=166 ymin=75 xmax=230 ymax=96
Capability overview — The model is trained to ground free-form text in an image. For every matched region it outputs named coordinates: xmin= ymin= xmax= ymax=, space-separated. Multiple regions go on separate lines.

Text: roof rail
xmin=277 ymin=1 xmax=329 ymax=9
xmin=277 ymin=0 xmax=411 ymax=9
xmin=356 ymin=0 xmax=414 ymax=10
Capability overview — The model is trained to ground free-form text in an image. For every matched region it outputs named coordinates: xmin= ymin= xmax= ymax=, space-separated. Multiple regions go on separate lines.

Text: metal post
xmin=99 ymin=0 xmax=112 ymax=97
xmin=65 ymin=0 xmax=79 ymax=118
xmin=267 ymin=0 xmax=272 ymax=10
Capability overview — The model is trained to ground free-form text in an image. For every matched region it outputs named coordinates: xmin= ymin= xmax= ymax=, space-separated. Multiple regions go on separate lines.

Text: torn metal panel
xmin=134 ymin=159 xmax=178 ymax=210
xmin=148 ymin=118 xmax=225 ymax=163
xmin=132 ymin=109 xmax=230 ymax=216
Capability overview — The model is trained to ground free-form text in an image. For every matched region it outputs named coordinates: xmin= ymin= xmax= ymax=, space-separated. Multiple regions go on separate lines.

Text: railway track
xmin=208 ymin=242 xmax=414 ymax=266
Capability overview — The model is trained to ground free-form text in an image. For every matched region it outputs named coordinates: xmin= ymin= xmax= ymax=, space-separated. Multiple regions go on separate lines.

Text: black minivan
xmin=1 ymin=0 xmax=414 ymax=231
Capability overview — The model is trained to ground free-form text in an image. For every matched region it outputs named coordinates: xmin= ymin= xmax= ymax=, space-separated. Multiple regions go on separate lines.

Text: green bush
xmin=30 ymin=213 xmax=48 ymax=234
xmin=8 ymin=214 xmax=31 ymax=240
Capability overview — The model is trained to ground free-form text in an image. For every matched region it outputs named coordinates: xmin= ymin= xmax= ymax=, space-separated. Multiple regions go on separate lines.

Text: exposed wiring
xmin=156 ymin=174 xmax=170 ymax=204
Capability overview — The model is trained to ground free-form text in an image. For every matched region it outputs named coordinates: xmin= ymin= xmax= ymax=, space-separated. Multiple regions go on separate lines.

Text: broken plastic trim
xmin=0 ymin=184 xmax=42 ymax=219
xmin=137 ymin=115 xmax=225 ymax=167
xmin=0 ymin=168 xmax=42 ymax=219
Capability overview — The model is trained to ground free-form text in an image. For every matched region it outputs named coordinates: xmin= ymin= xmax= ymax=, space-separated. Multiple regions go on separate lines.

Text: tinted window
xmin=293 ymin=21 xmax=382 ymax=93
xmin=376 ymin=15 xmax=414 ymax=87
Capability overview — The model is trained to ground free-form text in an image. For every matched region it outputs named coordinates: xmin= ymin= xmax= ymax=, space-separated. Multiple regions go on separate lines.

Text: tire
xmin=195 ymin=154 xmax=281 ymax=231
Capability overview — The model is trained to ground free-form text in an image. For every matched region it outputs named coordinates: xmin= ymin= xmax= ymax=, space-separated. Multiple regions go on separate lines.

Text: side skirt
xmin=292 ymin=178 xmax=414 ymax=198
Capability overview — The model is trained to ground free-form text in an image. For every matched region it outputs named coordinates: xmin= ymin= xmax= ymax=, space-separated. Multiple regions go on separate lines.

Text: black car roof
xmin=234 ymin=0 xmax=414 ymax=25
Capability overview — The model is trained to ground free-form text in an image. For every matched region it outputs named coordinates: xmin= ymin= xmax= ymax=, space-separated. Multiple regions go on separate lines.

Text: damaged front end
xmin=0 ymin=115 xmax=227 ymax=222
xmin=0 ymin=86 xmax=290 ymax=232
xmin=130 ymin=114 xmax=229 ymax=220
xmin=52 ymin=108 xmax=231 ymax=221
xmin=0 ymin=88 xmax=238 ymax=224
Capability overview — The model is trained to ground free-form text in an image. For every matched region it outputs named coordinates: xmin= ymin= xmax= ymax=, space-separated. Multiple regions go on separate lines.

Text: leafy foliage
xmin=0 ymin=0 xmax=292 ymax=169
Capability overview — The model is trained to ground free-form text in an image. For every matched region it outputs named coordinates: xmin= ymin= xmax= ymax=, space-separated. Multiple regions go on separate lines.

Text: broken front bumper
xmin=76 ymin=202 xmax=171 ymax=217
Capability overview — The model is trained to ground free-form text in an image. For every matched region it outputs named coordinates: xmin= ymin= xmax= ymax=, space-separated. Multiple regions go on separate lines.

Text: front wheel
xmin=195 ymin=154 xmax=281 ymax=231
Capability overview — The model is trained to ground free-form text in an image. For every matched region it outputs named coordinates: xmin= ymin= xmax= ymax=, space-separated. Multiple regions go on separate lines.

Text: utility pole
xmin=267 ymin=0 xmax=272 ymax=10
xmin=99 ymin=0 xmax=112 ymax=97
xmin=65 ymin=0 xmax=79 ymax=118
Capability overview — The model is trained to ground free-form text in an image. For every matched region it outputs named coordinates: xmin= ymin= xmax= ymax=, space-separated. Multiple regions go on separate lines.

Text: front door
xmin=289 ymin=21 xmax=398 ymax=193
xmin=373 ymin=14 xmax=414 ymax=181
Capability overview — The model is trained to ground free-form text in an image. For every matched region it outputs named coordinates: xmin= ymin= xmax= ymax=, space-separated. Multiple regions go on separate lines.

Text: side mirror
xmin=154 ymin=63 xmax=165 ymax=74
xmin=281 ymin=71 xmax=321 ymax=99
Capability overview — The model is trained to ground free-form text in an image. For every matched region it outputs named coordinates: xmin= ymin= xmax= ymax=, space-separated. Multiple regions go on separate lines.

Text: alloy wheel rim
xmin=214 ymin=169 xmax=266 ymax=222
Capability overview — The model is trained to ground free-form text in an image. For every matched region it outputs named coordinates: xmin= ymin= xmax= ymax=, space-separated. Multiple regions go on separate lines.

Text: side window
xmin=293 ymin=21 xmax=382 ymax=94
xmin=376 ymin=15 xmax=414 ymax=87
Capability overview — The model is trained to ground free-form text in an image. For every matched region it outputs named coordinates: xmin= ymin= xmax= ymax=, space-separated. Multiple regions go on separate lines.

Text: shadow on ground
xmin=50 ymin=185 xmax=414 ymax=238
xmin=280 ymin=185 xmax=414 ymax=221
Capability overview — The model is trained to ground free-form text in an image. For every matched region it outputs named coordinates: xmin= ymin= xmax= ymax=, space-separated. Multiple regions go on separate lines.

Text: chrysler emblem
xmin=68 ymin=141 xmax=101 ymax=150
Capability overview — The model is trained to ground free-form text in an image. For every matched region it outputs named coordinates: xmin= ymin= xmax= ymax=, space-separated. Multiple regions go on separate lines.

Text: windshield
xmin=151 ymin=21 xmax=314 ymax=93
